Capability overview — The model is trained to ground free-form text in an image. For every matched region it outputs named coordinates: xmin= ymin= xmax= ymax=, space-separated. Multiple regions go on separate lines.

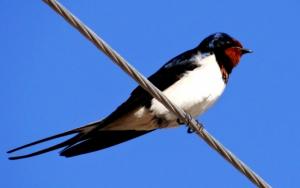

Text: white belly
xmin=149 ymin=54 xmax=226 ymax=125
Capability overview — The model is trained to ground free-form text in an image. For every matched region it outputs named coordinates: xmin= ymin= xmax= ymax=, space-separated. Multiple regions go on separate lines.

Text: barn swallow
xmin=8 ymin=32 xmax=252 ymax=159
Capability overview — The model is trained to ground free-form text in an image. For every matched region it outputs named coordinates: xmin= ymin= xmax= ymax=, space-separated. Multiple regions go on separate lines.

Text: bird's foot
xmin=176 ymin=114 xmax=203 ymax=134
xmin=186 ymin=119 xmax=203 ymax=134
xmin=187 ymin=127 xmax=195 ymax=134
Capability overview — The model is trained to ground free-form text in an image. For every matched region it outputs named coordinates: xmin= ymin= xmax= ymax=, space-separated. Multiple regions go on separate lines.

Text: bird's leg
xmin=187 ymin=127 xmax=195 ymax=134
xmin=176 ymin=114 xmax=199 ymax=134
xmin=187 ymin=119 xmax=204 ymax=133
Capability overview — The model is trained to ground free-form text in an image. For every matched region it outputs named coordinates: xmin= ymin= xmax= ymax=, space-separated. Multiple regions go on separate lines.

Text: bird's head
xmin=198 ymin=32 xmax=252 ymax=73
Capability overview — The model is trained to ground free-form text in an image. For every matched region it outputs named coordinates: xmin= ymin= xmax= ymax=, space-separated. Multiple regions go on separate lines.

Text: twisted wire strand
xmin=42 ymin=0 xmax=271 ymax=187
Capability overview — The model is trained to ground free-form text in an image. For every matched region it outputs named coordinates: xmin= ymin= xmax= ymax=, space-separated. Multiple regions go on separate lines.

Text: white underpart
xmin=149 ymin=54 xmax=225 ymax=125
xmin=105 ymin=54 xmax=226 ymax=131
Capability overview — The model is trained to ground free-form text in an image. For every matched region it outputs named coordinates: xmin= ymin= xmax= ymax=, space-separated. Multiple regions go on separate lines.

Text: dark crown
xmin=197 ymin=32 xmax=242 ymax=54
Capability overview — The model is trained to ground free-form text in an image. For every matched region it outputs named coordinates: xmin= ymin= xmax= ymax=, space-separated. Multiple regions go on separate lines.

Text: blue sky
xmin=1 ymin=0 xmax=300 ymax=187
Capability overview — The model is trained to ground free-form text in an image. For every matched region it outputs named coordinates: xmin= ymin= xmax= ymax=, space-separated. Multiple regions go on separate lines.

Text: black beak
xmin=241 ymin=48 xmax=253 ymax=54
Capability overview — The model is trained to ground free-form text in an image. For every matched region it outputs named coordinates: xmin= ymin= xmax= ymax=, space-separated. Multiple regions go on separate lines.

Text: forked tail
xmin=7 ymin=121 xmax=153 ymax=159
xmin=7 ymin=121 xmax=101 ymax=160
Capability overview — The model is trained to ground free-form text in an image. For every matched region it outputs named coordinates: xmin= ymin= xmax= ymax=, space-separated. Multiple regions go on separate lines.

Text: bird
xmin=8 ymin=32 xmax=252 ymax=160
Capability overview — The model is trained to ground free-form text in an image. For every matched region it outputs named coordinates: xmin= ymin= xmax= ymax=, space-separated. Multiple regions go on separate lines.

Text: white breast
xmin=149 ymin=54 xmax=226 ymax=125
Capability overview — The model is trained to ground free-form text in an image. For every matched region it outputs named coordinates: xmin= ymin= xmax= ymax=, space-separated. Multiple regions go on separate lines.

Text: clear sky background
xmin=1 ymin=0 xmax=299 ymax=187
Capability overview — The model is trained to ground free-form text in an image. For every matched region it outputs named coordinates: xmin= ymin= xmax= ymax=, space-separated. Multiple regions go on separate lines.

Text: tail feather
xmin=7 ymin=121 xmax=101 ymax=160
xmin=8 ymin=135 xmax=81 ymax=160
xmin=7 ymin=129 xmax=78 ymax=154
xmin=8 ymin=120 xmax=154 ymax=160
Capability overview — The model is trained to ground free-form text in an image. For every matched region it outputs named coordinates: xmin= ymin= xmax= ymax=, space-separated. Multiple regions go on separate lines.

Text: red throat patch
xmin=224 ymin=47 xmax=242 ymax=67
